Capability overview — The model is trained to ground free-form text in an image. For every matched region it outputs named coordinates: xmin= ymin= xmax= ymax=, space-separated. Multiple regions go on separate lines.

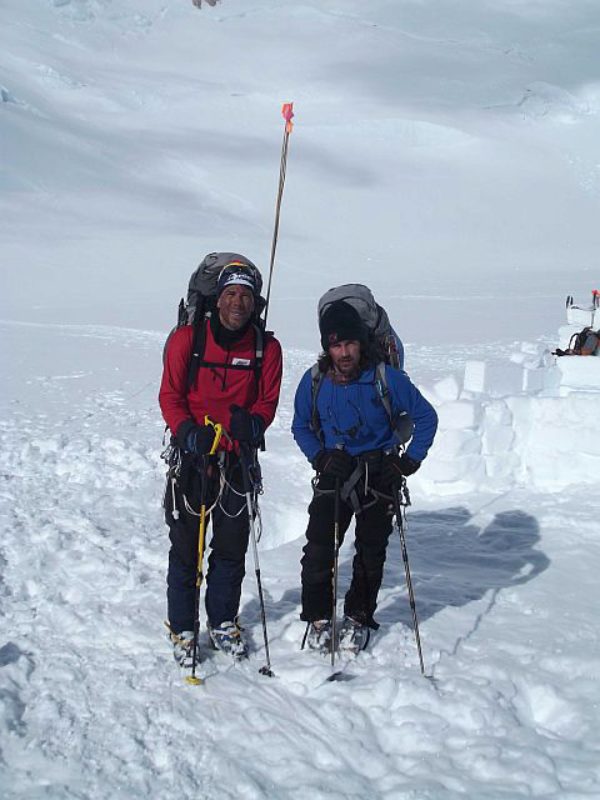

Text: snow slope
xmin=1 ymin=2 xmax=600 ymax=798
xmin=2 ymin=323 xmax=599 ymax=799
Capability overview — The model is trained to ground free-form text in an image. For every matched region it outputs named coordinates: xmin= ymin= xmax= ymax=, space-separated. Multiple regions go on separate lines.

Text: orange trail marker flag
xmin=264 ymin=103 xmax=295 ymax=326
xmin=282 ymin=102 xmax=294 ymax=133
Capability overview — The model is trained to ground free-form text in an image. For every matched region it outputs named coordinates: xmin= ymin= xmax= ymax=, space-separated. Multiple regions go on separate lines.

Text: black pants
xmin=165 ymin=454 xmax=249 ymax=633
xmin=300 ymin=477 xmax=394 ymax=628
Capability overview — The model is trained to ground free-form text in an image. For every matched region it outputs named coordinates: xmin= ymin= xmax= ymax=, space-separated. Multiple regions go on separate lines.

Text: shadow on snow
xmin=242 ymin=506 xmax=548 ymax=655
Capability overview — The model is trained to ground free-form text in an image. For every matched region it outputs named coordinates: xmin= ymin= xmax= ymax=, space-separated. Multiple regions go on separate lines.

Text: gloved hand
xmin=313 ymin=449 xmax=355 ymax=482
xmin=381 ymin=452 xmax=421 ymax=487
xmin=183 ymin=424 xmax=218 ymax=456
xmin=229 ymin=405 xmax=265 ymax=445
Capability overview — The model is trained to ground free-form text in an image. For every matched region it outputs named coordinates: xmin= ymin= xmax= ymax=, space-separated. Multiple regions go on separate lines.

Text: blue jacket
xmin=292 ymin=364 xmax=438 ymax=464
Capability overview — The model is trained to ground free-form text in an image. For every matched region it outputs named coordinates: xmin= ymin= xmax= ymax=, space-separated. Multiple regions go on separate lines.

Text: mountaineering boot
xmin=207 ymin=621 xmax=248 ymax=660
xmin=306 ymin=619 xmax=332 ymax=653
xmin=168 ymin=629 xmax=198 ymax=669
xmin=338 ymin=616 xmax=370 ymax=655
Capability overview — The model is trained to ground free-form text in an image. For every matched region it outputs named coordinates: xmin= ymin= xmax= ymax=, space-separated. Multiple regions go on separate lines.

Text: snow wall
xmin=416 ymin=325 xmax=600 ymax=495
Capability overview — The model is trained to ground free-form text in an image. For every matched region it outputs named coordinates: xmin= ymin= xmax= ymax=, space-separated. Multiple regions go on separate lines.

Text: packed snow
xmin=1 ymin=1 xmax=599 ymax=798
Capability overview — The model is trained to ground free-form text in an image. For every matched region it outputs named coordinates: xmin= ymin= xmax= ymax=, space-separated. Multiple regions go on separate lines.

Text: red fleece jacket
xmin=159 ymin=321 xmax=283 ymax=451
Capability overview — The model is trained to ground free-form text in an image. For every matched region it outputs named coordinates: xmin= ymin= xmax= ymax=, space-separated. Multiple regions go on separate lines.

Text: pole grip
xmin=239 ymin=443 xmax=254 ymax=495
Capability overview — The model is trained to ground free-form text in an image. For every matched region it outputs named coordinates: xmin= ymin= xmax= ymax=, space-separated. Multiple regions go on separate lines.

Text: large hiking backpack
xmin=177 ymin=251 xmax=264 ymax=327
xmin=164 ymin=252 xmax=268 ymax=390
xmin=567 ymin=326 xmax=600 ymax=355
xmin=318 ymin=283 xmax=403 ymax=369
xmin=311 ymin=284 xmax=412 ymax=447
xmin=568 ymin=327 xmax=591 ymax=354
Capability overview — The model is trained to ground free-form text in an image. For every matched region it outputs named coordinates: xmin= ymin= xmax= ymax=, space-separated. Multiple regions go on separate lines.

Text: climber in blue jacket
xmin=292 ymin=300 xmax=437 ymax=654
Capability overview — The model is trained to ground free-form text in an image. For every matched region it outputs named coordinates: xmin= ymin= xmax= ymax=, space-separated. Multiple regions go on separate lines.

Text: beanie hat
xmin=320 ymin=300 xmax=368 ymax=351
xmin=217 ymin=262 xmax=259 ymax=297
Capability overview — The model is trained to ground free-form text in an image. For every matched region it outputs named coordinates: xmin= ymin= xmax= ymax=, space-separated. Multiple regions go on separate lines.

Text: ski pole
xmin=240 ymin=444 xmax=274 ymax=677
xmin=263 ymin=102 xmax=294 ymax=329
xmin=392 ymin=479 xmax=425 ymax=676
xmin=329 ymin=475 xmax=342 ymax=675
xmin=186 ymin=416 xmax=222 ymax=686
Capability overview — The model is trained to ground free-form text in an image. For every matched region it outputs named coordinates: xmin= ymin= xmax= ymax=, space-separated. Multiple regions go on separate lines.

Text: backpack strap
xmin=252 ymin=323 xmax=265 ymax=387
xmin=309 ymin=363 xmax=325 ymax=447
xmin=187 ymin=317 xmax=267 ymax=391
xmin=176 ymin=298 xmax=187 ymax=328
xmin=187 ymin=316 xmax=208 ymax=390
xmin=567 ymin=330 xmax=579 ymax=352
xmin=374 ymin=362 xmax=393 ymax=421
xmin=374 ymin=362 xmax=412 ymax=448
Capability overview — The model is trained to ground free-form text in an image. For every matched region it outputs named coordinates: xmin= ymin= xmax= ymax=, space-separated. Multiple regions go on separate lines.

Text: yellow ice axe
xmin=186 ymin=416 xmax=223 ymax=686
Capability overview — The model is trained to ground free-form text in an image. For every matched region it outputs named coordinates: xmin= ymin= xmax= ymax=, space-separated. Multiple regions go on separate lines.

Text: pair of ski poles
xmin=186 ymin=418 xmax=273 ymax=686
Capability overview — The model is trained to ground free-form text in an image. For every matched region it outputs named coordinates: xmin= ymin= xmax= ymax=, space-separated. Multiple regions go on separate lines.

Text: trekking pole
xmin=329 ymin=475 xmax=342 ymax=676
xmin=186 ymin=416 xmax=222 ymax=686
xmin=392 ymin=478 xmax=425 ymax=676
xmin=240 ymin=444 xmax=274 ymax=677
xmin=263 ymin=102 xmax=294 ymax=329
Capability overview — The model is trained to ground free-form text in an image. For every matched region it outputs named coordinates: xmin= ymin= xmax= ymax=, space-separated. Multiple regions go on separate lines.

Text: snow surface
xmin=1 ymin=1 xmax=600 ymax=798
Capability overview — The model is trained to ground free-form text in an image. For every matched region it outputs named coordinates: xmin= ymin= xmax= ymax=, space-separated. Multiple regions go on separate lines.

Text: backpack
xmin=164 ymin=252 xmax=268 ymax=390
xmin=177 ymin=251 xmax=265 ymax=327
xmin=318 ymin=283 xmax=403 ymax=369
xmin=567 ymin=326 xmax=600 ymax=355
xmin=311 ymin=285 xmax=412 ymax=447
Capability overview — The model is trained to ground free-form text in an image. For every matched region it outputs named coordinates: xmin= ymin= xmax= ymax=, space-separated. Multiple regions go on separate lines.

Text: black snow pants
xmin=164 ymin=453 xmax=250 ymax=634
xmin=300 ymin=474 xmax=394 ymax=629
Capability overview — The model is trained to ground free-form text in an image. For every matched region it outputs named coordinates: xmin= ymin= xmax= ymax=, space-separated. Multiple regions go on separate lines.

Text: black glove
xmin=313 ymin=449 xmax=355 ymax=481
xmin=381 ymin=452 xmax=421 ymax=487
xmin=178 ymin=423 xmax=217 ymax=456
xmin=229 ymin=405 xmax=265 ymax=445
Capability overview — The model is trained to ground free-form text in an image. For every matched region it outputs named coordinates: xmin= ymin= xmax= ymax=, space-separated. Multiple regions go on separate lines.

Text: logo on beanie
xmin=217 ymin=264 xmax=257 ymax=296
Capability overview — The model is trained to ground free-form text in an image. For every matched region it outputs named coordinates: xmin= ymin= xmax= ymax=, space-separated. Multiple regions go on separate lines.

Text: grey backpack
xmin=178 ymin=252 xmax=264 ymax=327
xmin=163 ymin=252 xmax=267 ymax=389
xmin=318 ymin=283 xmax=403 ymax=368
xmin=311 ymin=284 xmax=412 ymax=447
